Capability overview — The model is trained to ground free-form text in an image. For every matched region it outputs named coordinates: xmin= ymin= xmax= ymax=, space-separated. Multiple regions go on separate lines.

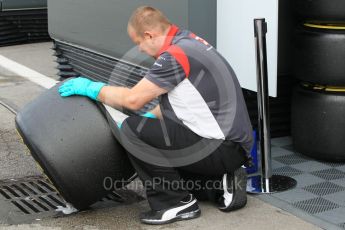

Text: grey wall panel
xmin=189 ymin=0 xmax=217 ymax=47
xmin=48 ymin=0 xmax=216 ymax=67
xmin=1 ymin=0 xmax=46 ymax=11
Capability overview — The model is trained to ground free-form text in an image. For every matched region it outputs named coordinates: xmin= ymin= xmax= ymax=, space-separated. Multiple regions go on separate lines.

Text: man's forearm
xmin=59 ymin=77 xmax=165 ymax=111
xmin=97 ymin=86 xmax=139 ymax=110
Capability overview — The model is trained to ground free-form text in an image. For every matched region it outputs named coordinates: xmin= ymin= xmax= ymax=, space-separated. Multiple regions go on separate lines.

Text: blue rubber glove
xmin=142 ymin=112 xmax=157 ymax=119
xmin=59 ymin=77 xmax=106 ymax=101
xmin=117 ymin=112 xmax=157 ymax=130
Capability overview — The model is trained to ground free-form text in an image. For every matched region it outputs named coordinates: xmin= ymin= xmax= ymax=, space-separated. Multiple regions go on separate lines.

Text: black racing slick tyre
xmin=293 ymin=0 xmax=345 ymax=22
xmin=15 ymin=83 xmax=135 ymax=210
xmin=293 ymin=24 xmax=345 ymax=85
xmin=291 ymin=85 xmax=345 ymax=162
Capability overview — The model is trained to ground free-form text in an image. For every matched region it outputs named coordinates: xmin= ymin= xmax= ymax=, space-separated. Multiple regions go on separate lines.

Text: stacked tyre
xmin=292 ymin=0 xmax=345 ymax=162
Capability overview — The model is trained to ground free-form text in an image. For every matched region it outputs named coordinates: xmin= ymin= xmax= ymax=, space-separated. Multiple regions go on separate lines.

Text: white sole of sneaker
xmin=219 ymin=168 xmax=247 ymax=212
xmin=140 ymin=209 xmax=201 ymax=225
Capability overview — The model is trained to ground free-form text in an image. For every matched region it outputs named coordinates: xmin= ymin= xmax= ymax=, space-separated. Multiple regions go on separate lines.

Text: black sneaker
xmin=218 ymin=167 xmax=247 ymax=212
xmin=140 ymin=194 xmax=201 ymax=225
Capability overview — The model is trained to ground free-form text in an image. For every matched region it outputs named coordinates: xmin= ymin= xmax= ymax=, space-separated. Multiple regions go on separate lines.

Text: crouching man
xmin=59 ymin=6 xmax=253 ymax=225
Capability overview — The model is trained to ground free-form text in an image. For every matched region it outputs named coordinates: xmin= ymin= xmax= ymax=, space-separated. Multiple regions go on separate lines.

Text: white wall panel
xmin=217 ymin=0 xmax=279 ymax=97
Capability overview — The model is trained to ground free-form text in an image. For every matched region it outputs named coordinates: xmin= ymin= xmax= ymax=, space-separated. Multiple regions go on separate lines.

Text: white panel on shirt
xmin=168 ymin=79 xmax=225 ymax=140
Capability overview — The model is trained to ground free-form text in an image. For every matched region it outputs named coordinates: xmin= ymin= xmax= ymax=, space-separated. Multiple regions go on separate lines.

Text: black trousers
xmin=121 ymin=116 xmax=246 ymax=211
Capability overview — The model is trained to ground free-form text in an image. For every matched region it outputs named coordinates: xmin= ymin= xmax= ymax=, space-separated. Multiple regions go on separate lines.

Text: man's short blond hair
xmin=128 ymin=6 xmax=171 ymax=37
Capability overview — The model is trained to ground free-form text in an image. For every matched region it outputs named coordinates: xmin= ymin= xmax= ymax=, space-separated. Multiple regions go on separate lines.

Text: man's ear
xmin=143 ymin=31 xmax=153 ymax=40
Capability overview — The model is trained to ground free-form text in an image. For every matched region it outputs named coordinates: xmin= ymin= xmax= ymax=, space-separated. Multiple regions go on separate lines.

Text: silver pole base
xmin=246 ymin=174 xmax=297 ymax=194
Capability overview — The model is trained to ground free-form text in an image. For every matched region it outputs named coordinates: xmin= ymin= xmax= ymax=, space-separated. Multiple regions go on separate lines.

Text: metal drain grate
xmin=0 ymin=177 xmax=65 ymax=215
xmin=0 ymin=176 xmax=143 ymax=224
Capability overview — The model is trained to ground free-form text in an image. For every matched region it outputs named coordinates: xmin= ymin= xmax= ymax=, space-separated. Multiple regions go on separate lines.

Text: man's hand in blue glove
xmin=58 ymin=77 xmax=106 ymax=101
xmin=117 ymin=112 xmax=157 ymax=129
xmin=141 ymin=112 xmax=157 ymax=119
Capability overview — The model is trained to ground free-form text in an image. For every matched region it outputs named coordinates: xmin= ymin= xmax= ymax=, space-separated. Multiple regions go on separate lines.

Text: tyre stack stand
xmin=291 ymin=0 xmax=345 ymax=162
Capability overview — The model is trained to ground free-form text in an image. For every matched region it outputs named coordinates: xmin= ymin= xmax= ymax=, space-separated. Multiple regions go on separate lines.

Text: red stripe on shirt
xmin=156 ymin=25 xmax=179 ymax=58
xmin=166 ymin=45 xmax=190 ymax=78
